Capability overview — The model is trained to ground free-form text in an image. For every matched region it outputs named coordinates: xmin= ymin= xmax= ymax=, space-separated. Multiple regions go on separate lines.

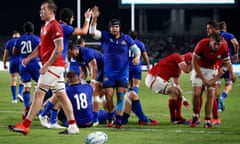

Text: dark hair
xmin=66 ymin=71 xmax=79 ymax=84
xmin=209 ymin=32 xmax=222 ymax=42
xmin=76 ymin=37 xmax=85 ymax=45
xmin=68 ymin=40 xmax=77 ymax=50
xmin=207 ymin=21 xmax=219 ymax=29
xmin=23 ymin=21 xmax=34 ymax=33
xmin=42 ymin=0 xmax=57 ymax=14
xmin=218 ymin=21 xmax=227 ymax=31
xmin=60 ymin=8 xmax=74 ymax=25
xmin=128 ymin=30 xmax=137 ymax=40
xmin=108 ymin=18 xmax=121 ymax=28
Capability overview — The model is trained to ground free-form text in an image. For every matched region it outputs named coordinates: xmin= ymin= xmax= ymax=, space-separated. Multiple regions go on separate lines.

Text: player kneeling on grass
xmin=145 ymin=52 xmax=192 ymax=124
xmin=96 ymin=90 xmax=159 ymax=125
xmin=51 ymin=71 xmax=94 ymax=128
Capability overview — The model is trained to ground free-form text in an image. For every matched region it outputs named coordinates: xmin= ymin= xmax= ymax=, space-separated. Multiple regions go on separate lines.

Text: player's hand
xmin=40 ymin=65 xmax=48 ymax=74
xmin=91 ymin=6 xmax=100 ymax=18
xmin=84 ymin=8 xmax=92 ymax=19
xmin=230 ymin=74 xmax=237 ymax=83
xmin=182 ymin=96 xmax=190 ymax=108
xmin=232 ymin=54 xmax=239 ymax=63
xmin=3 ymin=64 xmax=8 ymax=69
xmin=183 ymin=100 xmax=190 ymax=108
xmin=22 ymin=58 xmax=30 ymax=67
xmin=132 ymin=55 xmax=140 ymax=65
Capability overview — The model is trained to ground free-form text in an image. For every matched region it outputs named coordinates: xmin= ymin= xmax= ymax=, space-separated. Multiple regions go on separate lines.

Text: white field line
xmin=92 ymin=127 xmax=235 ymax=135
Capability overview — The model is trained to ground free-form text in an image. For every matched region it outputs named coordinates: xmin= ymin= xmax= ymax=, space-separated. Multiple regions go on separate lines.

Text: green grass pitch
xmin=0 ymin=70 xmax=240 ymax=144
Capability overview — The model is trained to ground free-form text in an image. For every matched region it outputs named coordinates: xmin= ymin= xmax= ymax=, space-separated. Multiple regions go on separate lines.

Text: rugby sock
xmin=221 ymin=92 xmax=228 ymax=100
xmin=23 ymin=91 xmax=31 ymax=107
xmin=212 ymin=97 xmax=218 ymax=118
xmin=122 ymin=112 xmax=130 ymax=124
xmin=68 ymin=120 xmax=76 ymax=125
xmin=176 ymin=97 xmax=182 ymax=118
xmin=132 ymin=100 xmax=148 ymax=122
xmin=132 ymin=86 xmax=139 ymax=94
xmin=18 ymin=84 xmax=24 ymax=95
xmin=115 ymin=115 xmax=123 ymax=125
xmin=49 ymin=108 xmax=58 ymax=124
xmin=11 ymin=86 xmax=17 ymax=100
xmin=168 ymin=99 xmax=177 ymax=121
xmin=108 ymin=111 xmax=115 ymax=120
xmin=93 ymin=111 xmax=99 ymax=123
xmin=40 ymin=102 xmax=54 ymax=116
xmin=23 ymin=119 xmax=32 ymax=128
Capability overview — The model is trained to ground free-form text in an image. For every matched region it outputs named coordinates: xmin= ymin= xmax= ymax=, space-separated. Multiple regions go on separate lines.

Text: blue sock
xmin=23 ymin=91 xmax=31 ymax=107
xmin=132 ymin=100 xmax=148 ymax=122
xmin=18 ymin=84 xmax=24 ymax=96
xmin=122 ymin=112 xmax=129 ymax=124
xmin=40 ymin=102 xmax=54 ymax=116
xmin=11 ymin=86 xmax=17 ymax=100
xmin=49 ymin=109 xmax=58 ymax=124
xmin=108 ymin=111 xmax=115 ymax=121
xmin=221 ymin=92 xmax=228 ymax=100
xmin=115 ymin=115 xmax=123 ymax=125
xmin=93 ymin=111 xmax=99 ymax=123
xmin=132 ymin=86 xmax=139 ymax=94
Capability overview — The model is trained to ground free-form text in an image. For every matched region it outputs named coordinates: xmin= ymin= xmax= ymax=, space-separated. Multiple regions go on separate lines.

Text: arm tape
xmin=89 ymin=24 xmax=101 ymax=40
xmin=130 ymin=44 xmax=141 ymax=56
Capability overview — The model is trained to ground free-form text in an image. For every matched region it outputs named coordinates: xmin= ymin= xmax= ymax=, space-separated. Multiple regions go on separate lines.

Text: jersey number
xmin=21 ymin=40 xmax=32 ymax=54
xmin=74 ymin=93 xmax=88 ymax=110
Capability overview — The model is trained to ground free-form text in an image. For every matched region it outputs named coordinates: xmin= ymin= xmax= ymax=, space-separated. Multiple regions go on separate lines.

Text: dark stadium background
xmin=0 ymin=0 xmax=239 ymax=36
xmin=0 ymin=0 xmax=240 ymax=62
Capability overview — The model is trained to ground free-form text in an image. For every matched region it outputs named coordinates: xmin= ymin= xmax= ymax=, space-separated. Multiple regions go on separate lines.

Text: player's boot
xmin=139 ymin=119 xmax=159 ymax=125
xmin=8 ymin=123 xmax=29 ymax=135
xmin=58 ymin=123 xmax=79 ymax=134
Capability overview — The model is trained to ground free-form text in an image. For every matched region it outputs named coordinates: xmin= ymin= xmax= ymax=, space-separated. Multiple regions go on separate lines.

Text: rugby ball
xmin=85 ymin=131 xmax=108 ymax=144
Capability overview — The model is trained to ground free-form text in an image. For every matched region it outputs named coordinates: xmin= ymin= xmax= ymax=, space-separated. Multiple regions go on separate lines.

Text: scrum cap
xmin=108 ymin=18 xmax=121 ymax=28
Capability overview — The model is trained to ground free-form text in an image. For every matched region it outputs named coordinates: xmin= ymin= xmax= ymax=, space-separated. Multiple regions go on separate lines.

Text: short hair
xmin=207 ymin=21 xmax=219 ymax=29
xmin=76 ymin=37 xmax=85 ymax=45
xmin=23 ymin=21 xmax=34 ymax=33
xmin=42 ymin=0 xmax=57 ymax=14
xmin=218 ymin=21 xmax=227 ymax=31
xmin=68 ymin=40 xmax=77 ymax=50
xmin=59 ymin=8 xmax=74 ymax=25
xmin=66 ymin=71 xmax=79 ymax=84
xmin=128 ymin=30 xmax=138 ymax=40
xmin=209 ymin=32 xmax=222 ymax=42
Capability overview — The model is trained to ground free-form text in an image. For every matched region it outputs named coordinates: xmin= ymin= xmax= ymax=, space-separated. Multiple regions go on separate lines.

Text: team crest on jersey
xmin=109 ymin=39 xmax=114 ymax=43
xmin=104 ymin=77 xmax=109 ymax=81
xmin=56 ymin=32 xmax=61 ymax=36
xmin=121 ymin=40 xmax=127 ymax=45
xmin=217 ymin=55 xmax=221 ymax=59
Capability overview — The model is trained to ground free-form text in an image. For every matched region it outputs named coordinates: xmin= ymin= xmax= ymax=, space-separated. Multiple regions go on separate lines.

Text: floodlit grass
xmin=0 ymin=70 xmax=240 ymax=144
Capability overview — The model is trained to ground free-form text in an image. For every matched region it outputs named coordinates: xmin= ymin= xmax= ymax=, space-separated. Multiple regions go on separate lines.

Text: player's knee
xmin=23 ymin=81 xmax=32 ymax=88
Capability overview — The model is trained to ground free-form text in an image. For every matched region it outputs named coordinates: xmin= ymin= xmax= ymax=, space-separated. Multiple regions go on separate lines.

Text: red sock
xmin=204 ymin=116 xmax=211 ymax=121
xmin=23 ymin=119 xmax=32 ymax=128
xmin=168 ymin=99 xmax=177 ymax=121
xmin=212 ymin=97 xmax=218 ymax=119
xmin=176 ymin=97 xmax=182 ymax=118
xmin=68 ymin=120 xmax=76 ymax=125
